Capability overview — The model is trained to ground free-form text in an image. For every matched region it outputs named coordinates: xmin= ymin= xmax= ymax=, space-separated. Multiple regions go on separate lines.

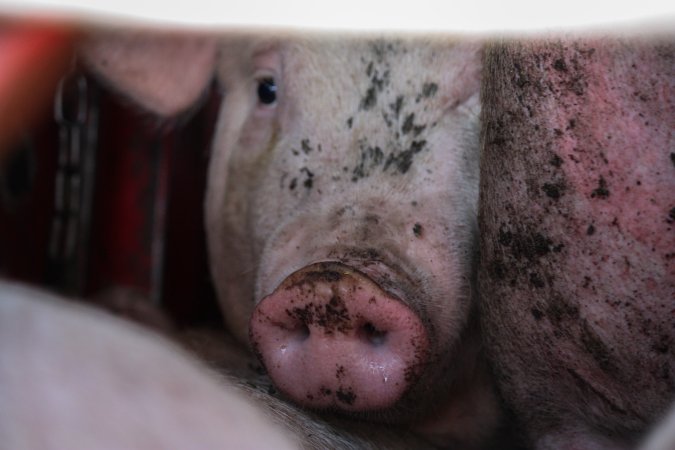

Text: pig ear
xmin=80 ymin=28 xmax=218 ymax=116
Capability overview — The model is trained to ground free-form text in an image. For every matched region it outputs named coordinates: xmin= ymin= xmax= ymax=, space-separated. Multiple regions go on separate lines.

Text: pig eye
xmin=257 ymin=77 xmax=277 ymax=105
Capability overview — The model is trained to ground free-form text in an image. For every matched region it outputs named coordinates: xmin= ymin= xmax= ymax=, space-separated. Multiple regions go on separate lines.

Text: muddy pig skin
xmin=0 ymin=281 xmax=440 ymax=450
xmin=82 ymin=30 xmax=497 ymax=446
xmin=479 ymin=36 xmax=675 ymax=449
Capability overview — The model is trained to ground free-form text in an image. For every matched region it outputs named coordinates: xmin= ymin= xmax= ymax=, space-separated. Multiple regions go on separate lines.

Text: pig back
xmin=479 ymin=36 xmax=675 ymax=447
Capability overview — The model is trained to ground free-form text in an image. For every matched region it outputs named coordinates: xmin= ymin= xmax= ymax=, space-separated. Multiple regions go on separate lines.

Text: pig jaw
xmin=249 ymin=262 xmax=430 ymax=412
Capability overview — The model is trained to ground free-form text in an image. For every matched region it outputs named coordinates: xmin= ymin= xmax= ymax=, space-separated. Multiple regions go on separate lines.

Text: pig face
xmin=205 ymin=35 xmax=485 ymax=420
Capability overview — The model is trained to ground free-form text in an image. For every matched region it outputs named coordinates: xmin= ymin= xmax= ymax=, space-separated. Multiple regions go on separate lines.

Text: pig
xmin=81 ymin=28 xmax=500 ymax=447
xmin=479 ymin=35 xmax=674 ymax=449
xmin=208 ymin=34 xmax=492 ymax=436
xmin=0 ymin=281 xmax=438 ymax=449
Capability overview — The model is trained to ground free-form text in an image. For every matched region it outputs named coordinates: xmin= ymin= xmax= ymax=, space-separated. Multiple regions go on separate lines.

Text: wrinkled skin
xmin=479 ymin=36 xmax=674 ymax=449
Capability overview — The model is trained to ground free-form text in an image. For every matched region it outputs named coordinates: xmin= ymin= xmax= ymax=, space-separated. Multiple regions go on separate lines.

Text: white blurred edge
xmin=640 ymin=405 xmax=675 ymax=450
xmin=0 ymin=0 xmax=673 ymax=33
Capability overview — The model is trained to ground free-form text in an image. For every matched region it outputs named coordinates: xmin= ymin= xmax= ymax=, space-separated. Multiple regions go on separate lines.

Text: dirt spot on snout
xmin=285 ymin=294 xmax=352 ymax=335
xmin=280 ymin=264 xmax=356 ymax=335
xmin=260 ymin=261 xmax=433 ymax=412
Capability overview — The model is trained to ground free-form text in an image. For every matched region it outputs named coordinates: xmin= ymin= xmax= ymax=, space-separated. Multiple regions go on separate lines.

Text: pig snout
xmin=249 ymin=262 xmax=429 ymax=412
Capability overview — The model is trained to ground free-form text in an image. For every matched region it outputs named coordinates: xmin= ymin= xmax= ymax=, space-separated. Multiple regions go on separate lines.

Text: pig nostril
xmin=295 ymin=323 xmax=310 ymax=342
xmin=361 ymin=322 xmax=387 ymax=346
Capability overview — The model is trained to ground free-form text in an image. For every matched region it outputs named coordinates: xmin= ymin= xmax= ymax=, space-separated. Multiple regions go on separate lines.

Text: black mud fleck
xmin=497 ymin=225 xmax=554 ymax=261
xmin=301 ymin=139 xmax=313 ymax=154
xmin=320 ymin=386 xmax=332 ymax=396
xmin=488 ymin=260 xmax=507 ymax=280
xmin=352 ymin=144 xmax=384 ymax=182
xmin=336 ymin=387 xmax=356 ymax=405
xmin=553 ymin=58 xmax=567 ymax=72
xmin=550 ymin=154 xmax=564 ymax=167
xmin=401 ymin=113 xmax=426 ymax=137
xmin=591 ymin=176 xmax=610 ymax=199
xmin=416 ymin=82 xmax=438 ymax=102
xmin=542 ymin=182 xmax=564 ymax=199
xmin=324 ymin=296 xmax=350 ymax=327
xmin=390 ymin=96 xmax=404 ymax=118
xmin=581 ymin=322 xmax=616 ymax=373
xmin=498 ymin=227 xmax=513 ymax=246
xmin=300 ymin=167 xmax=314 ymax=189
xmin=512 ymin=61 xmax=529 ymax=89
xmin=529 ymin=272 xmax=546 ymax=288
xmin=422 ymin=82 xmax=438 ymax=97
xmin=360 ymin=87 xmax=377 ymax=111
xmin=546 ymin=297 xmax=579 ymax=324
xmin=531 ymin=308 xmax=544 ymax=320
xmin=401 ymin=114 xmax=415 ymax=135
xmin=651 ymin=336 xmax=670 ymax=355
xmin=336 ymin=247 xmax=382 ymax=262
xmin=285 ymin=294 xmax=351 ymax=335
xmin=582 ymin=276 xmax=592 ymax=288
xmin=366 ymin=61 xmax=374 ymax=77
xmin=383 ymin=140 xmax=427 ymax=175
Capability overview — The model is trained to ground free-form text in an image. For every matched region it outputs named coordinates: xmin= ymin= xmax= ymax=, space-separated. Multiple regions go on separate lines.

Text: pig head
xmin=81 ymin=29 xmax=497 ymax=445
xmin=209 ymin=35 xmax=485 ymax=417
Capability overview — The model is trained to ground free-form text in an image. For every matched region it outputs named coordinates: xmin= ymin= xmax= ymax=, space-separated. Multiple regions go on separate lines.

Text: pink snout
xmin=249 ymin=262 xmax=429 ymax=412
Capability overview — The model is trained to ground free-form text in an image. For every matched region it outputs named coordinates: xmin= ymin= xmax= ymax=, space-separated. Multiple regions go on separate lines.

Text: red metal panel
xmin=85 ymin=89 xmax=170 ymax=300
xmin=0 ymin=46 xmax=221 ymax=326
xmin=0 ymin=20 xmax=74 ymax=285
xmin=161 ymin=91 xmax=221 ymax=326
xmin=0 ymin=111 xmax=59 ymax=284
xmin=0 ymin=20 xmax=75 ymax=158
